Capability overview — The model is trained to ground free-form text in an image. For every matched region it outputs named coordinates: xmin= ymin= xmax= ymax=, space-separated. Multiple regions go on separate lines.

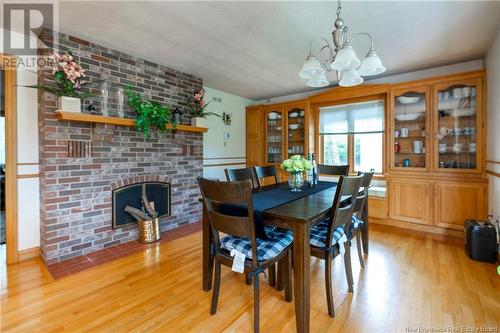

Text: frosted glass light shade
xmin=358 ymin=49 xmax=385 ymax=76
xmin=299 ymin=55 xmax=325 ymax=79
xmin=331 ymin=44 xmax=361 ymax=71
xmin=339 ymin=69 xmax=363 ymax=87
xmin=307 ymin=71 xmax=329 ymax=88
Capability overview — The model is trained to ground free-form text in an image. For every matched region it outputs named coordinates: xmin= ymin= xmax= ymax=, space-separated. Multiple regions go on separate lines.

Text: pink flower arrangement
xmin=183 ymin=88 xmax=210 ymax=117
xmin=51 ymin=51 xmax=86 ymax=88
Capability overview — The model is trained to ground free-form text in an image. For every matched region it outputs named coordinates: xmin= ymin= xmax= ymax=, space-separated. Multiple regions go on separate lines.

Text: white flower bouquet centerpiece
xmin=281 ymin=155 xmax=313 ymax=192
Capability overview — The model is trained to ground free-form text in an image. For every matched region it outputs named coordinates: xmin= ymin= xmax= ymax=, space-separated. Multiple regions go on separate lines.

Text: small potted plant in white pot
xmin=28 ymin=50 xmax=96 ymax=112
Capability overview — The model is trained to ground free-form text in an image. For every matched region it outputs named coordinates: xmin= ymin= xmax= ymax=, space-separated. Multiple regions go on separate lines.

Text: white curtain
xmin=319 ymin=100 xmax=385 ymax=134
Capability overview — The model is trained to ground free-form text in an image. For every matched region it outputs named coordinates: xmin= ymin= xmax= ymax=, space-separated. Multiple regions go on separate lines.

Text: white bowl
xmin=452 ymin=88 xmax=463 ymax=98
xmin=288 ymin=112 xmax=299 ymax=118
xmin=397 ymin=96 xmax=420 ymax=104
xmin=395 ymin=113 xmax=421 ymax=121
xmin=268 ymin=112 xmax=278 ymax=120
xmin=276 ymin=127 xmax=282 ymax=131
xmin=288 ymin=124 xmax=299 ymax=130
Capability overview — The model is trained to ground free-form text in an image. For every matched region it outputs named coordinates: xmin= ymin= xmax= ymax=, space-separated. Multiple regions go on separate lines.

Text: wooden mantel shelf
xmin=55 ymin=111 xmax=208 ymax=133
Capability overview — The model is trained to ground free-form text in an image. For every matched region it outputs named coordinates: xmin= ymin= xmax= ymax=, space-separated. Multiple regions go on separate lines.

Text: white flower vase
xmin=58 ymin=96 xmax=81 ymax=113
xmin=191 ymin=117 xmax=206 ymax=127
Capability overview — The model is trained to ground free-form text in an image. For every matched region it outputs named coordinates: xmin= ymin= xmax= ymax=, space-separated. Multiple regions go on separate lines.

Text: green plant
xmin=125 ymin=86 xmax=174 ymax=137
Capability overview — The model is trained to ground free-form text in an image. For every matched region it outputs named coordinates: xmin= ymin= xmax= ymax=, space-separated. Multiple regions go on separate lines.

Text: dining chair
xmin=225 ymin=167 xmax=277 ymax=286
xmin=198 ymin=178 xmax=293 ymax=333
xmin=309 ymin=174 xmax=363 ymax=317
xmin=254 ymin=165 xmax=279 ymax=187
xmin=343 ymin=170 xmax=375 ymax=292
xmin=318 ymin=164 xmax=350 ymax=177
xmin=225 ymin=167 xmax=259 ymax=189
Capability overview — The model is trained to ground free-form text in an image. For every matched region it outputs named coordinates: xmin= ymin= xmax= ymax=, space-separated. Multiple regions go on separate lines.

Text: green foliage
xmin=125 ymin=86 xmax=174 ymax=137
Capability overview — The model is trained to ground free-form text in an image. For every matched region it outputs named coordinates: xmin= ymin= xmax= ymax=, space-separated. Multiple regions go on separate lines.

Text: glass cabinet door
xmin=391 ymin=87 xmax=430 ymax=170
xmin=286 ymin=107 xmax=306 ymax=158
xmin=265 ymin=108 xmax=283 ymax=164
xmin=435 ymin=79 xmax=481 ymax=172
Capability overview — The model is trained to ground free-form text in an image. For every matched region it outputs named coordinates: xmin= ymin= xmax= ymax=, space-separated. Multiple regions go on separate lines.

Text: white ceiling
xmin=57 ymin=1 xmax=500 ymax=100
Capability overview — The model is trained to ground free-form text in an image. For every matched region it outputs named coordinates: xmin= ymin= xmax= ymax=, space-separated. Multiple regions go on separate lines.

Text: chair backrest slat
xmin=209 ymin=211 xmax=250 ymax=238
xmin=325 ymin=174 xmax=363 ymax=247
xmin=225 ymin=167 xmax=258 ymax=189
xmin=353 ymin=170 xmax=375 ymax=215
xmin=318 ymin=164 xmax=349 ymax=176
xmin=254 ymin=165 xmax=278 ymax=187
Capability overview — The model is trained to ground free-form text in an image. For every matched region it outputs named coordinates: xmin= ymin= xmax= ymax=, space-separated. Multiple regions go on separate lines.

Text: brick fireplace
xmin=38 ymin=31 xmax=204 ymax=264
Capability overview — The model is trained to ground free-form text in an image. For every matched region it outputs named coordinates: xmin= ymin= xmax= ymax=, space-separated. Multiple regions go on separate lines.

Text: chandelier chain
xmin=336 ymin=0 xmax=342 ymax=18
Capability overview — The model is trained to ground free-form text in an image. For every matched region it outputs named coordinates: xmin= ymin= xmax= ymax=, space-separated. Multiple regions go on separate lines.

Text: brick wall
xmin=38 ymin=30 xmax=203 ymax=264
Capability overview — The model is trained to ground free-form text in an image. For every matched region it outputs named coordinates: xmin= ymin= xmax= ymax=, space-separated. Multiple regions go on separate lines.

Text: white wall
xmin=0 ymin=28 xmax=40 ymax=251
xmin=256 ymin=60 xmax=484 ymax=105
xmin=202 ymin=87 xmax=254 ymax=180
xmin=485 ymin=27 xmax=500 ymax=226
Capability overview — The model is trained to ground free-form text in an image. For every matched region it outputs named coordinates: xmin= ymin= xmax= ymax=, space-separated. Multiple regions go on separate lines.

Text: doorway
xmin=1 ymin=69 xmax=5 ymax=248
xmin=0 ymin=55 xmax=18 ymax=264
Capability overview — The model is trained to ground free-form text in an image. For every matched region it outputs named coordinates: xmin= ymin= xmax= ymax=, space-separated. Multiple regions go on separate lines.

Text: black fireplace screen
xmin=112 ymin=182 xmax=171 ymax=228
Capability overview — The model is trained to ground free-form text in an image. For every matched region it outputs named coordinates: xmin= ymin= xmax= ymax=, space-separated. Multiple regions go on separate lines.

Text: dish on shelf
xmin=288 ymin=124 xmax=299 ymax=130
xmin=299 ymin=110 xmax=305 ymax=116
xmin=288 ymin=112 xmax=299 ymax=118
xmin=395 ymin=113 xmax=422 ymax=121
xmin=276 ymin=127 xmax=282 ymax=131
xmin=268 ymin=112 xmax=279 ymax=120
xmin=397 ymin=96 xmax=420 ymax=104
xmin=446 ymin=108 xmax=476 ymax=117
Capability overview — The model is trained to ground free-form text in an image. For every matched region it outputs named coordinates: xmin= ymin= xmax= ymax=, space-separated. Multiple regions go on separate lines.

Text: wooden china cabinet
xmin=246 ymin=70 xmax=488 ymax=235
xmin=386 ymin=71 xmax=487 ymax=231
xmin=246 ymin=100 xmax=314 ymax=183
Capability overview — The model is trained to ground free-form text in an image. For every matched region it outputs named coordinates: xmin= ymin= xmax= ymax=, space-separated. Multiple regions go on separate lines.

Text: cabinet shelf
xmin=55 ymin=111 xmax=208 ymax=133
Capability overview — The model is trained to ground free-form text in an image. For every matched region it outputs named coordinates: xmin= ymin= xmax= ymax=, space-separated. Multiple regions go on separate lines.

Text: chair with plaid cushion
xmin=198 ymin=178 xmax=293 ymax=333
xmin=309 ymin=174 xmax=363 ymax=317
xmin=343 ymin=170 xmax=374 ymax=292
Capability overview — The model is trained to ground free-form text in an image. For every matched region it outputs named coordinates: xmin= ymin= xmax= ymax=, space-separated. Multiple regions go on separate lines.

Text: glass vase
xmin=288 ymin=172 xmax=304 ymax=192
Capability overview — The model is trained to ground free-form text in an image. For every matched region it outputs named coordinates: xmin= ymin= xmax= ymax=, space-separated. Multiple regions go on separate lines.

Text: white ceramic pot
xmin=58 ymin=96 xmax=81 ymax=113
xmin=190 ymin=117 xmax=206 ymax=127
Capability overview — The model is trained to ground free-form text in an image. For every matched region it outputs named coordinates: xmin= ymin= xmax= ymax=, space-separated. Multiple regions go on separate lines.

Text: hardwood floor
xmin=1 ymin=224 xmax=499 ymax=332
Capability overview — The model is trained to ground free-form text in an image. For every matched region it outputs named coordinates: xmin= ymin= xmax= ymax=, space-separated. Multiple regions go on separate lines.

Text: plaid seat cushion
xmin=310 ymin=219 xmax=345 ymax=248
xmin=220 ymin=225 xmax=293 ymax=261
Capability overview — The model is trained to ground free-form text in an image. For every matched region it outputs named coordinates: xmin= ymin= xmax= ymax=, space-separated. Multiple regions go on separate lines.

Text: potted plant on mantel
xmin=182 ymin=89 xmax=232 ymax=127
xmin=27 ymin=50 xmax=97 ymax=112
xmin=125 ymin=85 xmax=175 ymax=138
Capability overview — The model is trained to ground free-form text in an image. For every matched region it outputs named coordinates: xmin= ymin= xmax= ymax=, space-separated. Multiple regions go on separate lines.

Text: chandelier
xmin=298 ymin=0 xmax=385 ymax=88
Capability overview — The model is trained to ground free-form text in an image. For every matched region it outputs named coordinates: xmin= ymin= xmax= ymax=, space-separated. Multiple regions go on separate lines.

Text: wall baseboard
xmin=369 ymin=217 xmax=464 ymax=238
xmin=18 ymin=247 xmax=40 ymax=261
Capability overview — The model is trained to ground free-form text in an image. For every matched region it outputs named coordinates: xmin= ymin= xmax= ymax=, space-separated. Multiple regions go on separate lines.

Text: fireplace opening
xmin=112 ymin=182 xmax=171 ymax=228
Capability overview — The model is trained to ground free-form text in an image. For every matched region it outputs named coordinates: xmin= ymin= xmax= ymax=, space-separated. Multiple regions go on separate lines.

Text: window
xmin=319 ymin=100 xmax=384 ymax=173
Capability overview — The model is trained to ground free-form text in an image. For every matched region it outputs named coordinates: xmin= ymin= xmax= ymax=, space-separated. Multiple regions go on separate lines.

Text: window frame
xmin=314 ymin=94 xmax=387 ymax=177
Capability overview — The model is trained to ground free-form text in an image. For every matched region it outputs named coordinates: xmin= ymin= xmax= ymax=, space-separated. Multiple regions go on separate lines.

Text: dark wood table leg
xmin=293 ymin=222 xmax=310 ymax=333
xmin=362 ymin=204 xmax=369 ymax=254
xmin=202 ymin=204 xmax=213 ymax=291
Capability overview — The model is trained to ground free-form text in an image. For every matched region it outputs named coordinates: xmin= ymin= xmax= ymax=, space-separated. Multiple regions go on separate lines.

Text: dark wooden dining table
xmin=201 ymin=183 xmax=340 ymax=333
